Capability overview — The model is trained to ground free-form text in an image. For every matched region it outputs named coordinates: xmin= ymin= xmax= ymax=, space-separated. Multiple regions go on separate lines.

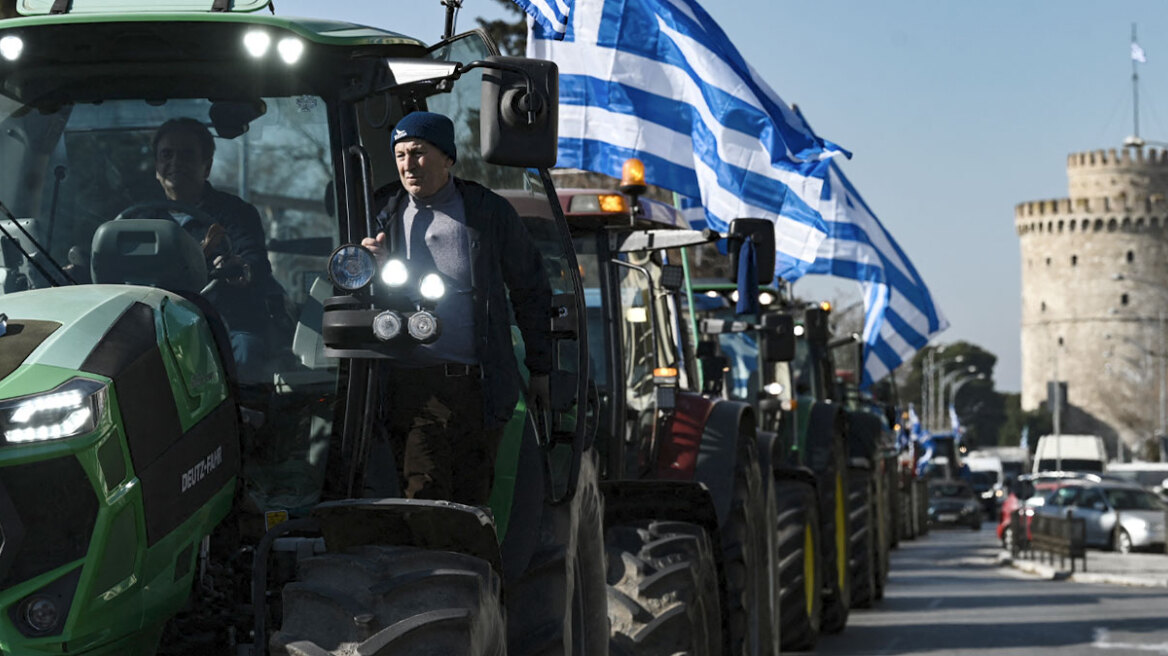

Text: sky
xmin=275 ymin=0 xmax=1168 ymax=392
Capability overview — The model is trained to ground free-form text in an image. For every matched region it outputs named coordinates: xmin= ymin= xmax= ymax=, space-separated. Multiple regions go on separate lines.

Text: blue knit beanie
xmin=392 ymin=111 xmax=457 ymax=163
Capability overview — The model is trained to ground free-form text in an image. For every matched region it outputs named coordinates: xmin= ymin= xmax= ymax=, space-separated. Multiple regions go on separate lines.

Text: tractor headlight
xmin=22 ymin=596 xmax=59 ymax=633
xmin=0 ymin=378 xmax=107 ymax=444
xmin=407 ymin=311 xmax=441 ymax=343
xmin=0 ymin=36 xmax=23 ymax=62
xmin=328 ymin=245 xmax=377 ymax=291
xmin=419 ymin=273 xmax=446 ymax=300
xmin=372 ymin=310 xmax=403 ymax=342
xmin=381 ymin=259 xmax=409 ymax=288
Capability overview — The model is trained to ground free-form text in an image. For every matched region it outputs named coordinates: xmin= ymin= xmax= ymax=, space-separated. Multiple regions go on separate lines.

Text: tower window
xmin=1127 ymin=250 xmax=1135 ymax=263
xmin=1122 ymin=293 xmax=1130 ymax=306
xmin=1041 ymin=301 xmax=1046 ymax=312
xmin=1058 ymin=336 xmax=1065 ymax=346
xmin=1071 ymin=255 xmax=1078 ymax=266
xmin=1045 ymin=257 xmax=1051 ymax=266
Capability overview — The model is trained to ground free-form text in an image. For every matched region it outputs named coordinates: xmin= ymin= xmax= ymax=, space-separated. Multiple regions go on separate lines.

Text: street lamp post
xmin=948 ymin=372 xmax=987 ymax=436
xmin=939 ymin=364 xmax=978 ymax=433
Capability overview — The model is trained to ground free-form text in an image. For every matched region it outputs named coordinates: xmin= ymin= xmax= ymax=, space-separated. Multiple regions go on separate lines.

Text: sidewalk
xmin=1002 ymin=548 xmax=1168 ymax=587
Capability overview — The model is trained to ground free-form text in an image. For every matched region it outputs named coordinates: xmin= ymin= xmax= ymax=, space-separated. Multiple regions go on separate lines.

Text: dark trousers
xmin=385 ymin=365 xmax=504 ymax=506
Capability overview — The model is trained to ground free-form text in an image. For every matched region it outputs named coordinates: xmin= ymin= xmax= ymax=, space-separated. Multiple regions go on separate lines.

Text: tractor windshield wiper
xmin=0 ymin=198 xmax=77 ymax=287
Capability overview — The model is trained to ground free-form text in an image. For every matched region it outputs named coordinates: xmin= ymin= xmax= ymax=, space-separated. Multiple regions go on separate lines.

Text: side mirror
xmin=759 ymin=312 xmax=795 ymax=362
xmin=803 ymin=306 xmax=831 ymax=345
xmin=481 ymin=55 xmax=558 ymax=167
xmin=726 ymin=218 xmax=776 ymax=286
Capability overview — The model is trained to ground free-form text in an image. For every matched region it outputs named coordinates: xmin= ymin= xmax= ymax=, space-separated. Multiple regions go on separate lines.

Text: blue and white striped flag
xmin=528 ymin=0 xmax=848 ymax=280
xmin=803 ymin=159 xmax=948 ymax=388
xmin=512 ymin=0 xmax=574 ymax=39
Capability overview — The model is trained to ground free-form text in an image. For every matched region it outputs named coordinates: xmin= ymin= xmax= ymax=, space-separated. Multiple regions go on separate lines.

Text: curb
xmin=1000 ymin=553 xmax=1168 ymax=587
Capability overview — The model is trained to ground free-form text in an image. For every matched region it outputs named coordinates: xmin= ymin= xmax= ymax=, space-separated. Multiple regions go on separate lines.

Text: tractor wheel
xmin=271 ymin=545 xmax=505 ymax=656
xmin=507 ymin=451 xmax=608 ymax=656
xmin=775 ymin=478 xmax=822 ymax=652
xmin=605 ymin=520 xmax=722 ymax=656
xmin=721 ymin=436 xmax=776 ymax=655
xmin=847 ymin=467 xmax=876 ymax=610
xmin=814 ymin=411 xmax=851 ymax=636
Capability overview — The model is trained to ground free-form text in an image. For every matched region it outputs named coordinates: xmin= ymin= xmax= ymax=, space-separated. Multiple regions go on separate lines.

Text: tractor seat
xmin=90 ymin=219 xmax=207 ymax=292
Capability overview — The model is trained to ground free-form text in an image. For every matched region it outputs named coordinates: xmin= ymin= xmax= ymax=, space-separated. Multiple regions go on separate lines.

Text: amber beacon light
xmin=619 ymin=158 xmax=648 ymax=197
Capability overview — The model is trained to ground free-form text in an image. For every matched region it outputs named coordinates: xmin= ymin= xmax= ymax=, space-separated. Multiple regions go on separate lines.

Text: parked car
xmin=996 ymin=472 xmax=1085 ymax=550
xmin=1035 ymin=480 xmax=1168 ymax=553
xmin=928 ymin=479 xmax=982 ymax=530
xmin=1106 ymin=462 xmax=1168 ymax=503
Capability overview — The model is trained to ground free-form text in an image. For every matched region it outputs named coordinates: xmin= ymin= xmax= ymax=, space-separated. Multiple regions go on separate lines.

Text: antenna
xmin=1131 ymin=23 xmax=1142 ymax=145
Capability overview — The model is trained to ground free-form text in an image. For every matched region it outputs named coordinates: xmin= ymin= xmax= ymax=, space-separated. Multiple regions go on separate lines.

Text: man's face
xmin=155 ymin=130 xmax=211 ymax=202
xmin=395 ymin=138 xmax=452 ymax=198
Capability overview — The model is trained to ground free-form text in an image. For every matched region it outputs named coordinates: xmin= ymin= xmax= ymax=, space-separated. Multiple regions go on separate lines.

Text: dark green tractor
xmin=688 ymin=284 xmax=852 ymax=650
xmin=0 ymin=3 xmax=605 ymax=654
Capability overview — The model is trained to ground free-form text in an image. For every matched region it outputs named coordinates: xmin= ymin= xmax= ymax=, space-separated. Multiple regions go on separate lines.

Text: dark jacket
xmin=376 ymin=177 xmax=552 ymax=427
xmin=197 ymin=182 xmax=279 ymax=333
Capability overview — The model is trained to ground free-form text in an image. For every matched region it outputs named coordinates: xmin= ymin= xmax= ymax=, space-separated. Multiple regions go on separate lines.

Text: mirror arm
xmin=347 ymin=145 xmax=377 ymax=240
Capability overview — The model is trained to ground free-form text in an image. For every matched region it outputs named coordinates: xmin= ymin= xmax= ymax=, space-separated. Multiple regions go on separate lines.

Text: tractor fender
xmin=755 ymin=429 xmax=783 ymax=484
xmin=309 ymin=498 xmax=504 ymax=576
xmin=599 ymin=479 xmax=720 ymax=541
xmin=694 ymin=397 xmax=756 ymax=526
xmin=774 ymin=464 xmax=819 ymax=492
xmin=806 ymin=401 xmax=848 ymax=475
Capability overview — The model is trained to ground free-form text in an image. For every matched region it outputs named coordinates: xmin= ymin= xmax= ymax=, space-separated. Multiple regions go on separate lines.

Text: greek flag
xmin=513 ymin=0 xmax=574 ymax=40
xmin=908 ymin=404 xmax=924 ymax=442
xmin=803 ymin=159 xmax=948 ymax=388
xmin=949 ymin=403 xmax=962 ymax=444
xmin=528 ymin=0 xmax=848 ymax=280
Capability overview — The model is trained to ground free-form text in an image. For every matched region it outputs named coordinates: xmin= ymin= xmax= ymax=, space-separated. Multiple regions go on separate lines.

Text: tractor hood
xmin=0 ymin=285 xmax=163 ymax=380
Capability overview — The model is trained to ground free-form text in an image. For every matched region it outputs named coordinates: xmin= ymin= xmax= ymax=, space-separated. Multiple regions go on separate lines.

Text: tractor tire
xmin=847 ymin=467 xmax=876 ymax=610
xmin=270 ymin=545 xmax=505 ymax=656
xmin=812 ymin=409 xmax=851 ymax=636
xmin=507 ymin=451 xmax=608 ymax=656
xmin=721 ymin=436 xmax=776 ymax=655
xmin=605 ymin=520 xmax=722 ymax=656
xmin=775 ymin=478 xmax=822 ymax=652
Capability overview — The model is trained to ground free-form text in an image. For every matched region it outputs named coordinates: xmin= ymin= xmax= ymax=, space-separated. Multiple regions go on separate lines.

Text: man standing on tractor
xmin=361 ymin=111 xmax=552 ymax=506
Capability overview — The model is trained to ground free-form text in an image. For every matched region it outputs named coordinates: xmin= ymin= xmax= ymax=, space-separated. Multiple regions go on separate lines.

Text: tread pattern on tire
xmin=270 ymin=545 xmax=505 ymax=656
xmin=847 ymin=468 xmax=876 ymax=610
xmin=815 ymin=410 xmax=851 ymax=636
xmin=776 ymin=478 xmax=822 ymax=652
xmin=507 ymin=449 xmax=608 ymax=656
xmin=605 ymin=520 xmax=722 ymax=656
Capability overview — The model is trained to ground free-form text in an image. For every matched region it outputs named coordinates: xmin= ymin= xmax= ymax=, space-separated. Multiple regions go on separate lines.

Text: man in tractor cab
xmin=360 ymin=111 xmax=552 ymax=506
xmin=151 ymin=117 xmax=284 ymax=381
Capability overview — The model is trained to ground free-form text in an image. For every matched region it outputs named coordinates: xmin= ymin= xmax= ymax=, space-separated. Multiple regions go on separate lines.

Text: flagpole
xmin=1133 ymin=22 xmax=1141 ymax=140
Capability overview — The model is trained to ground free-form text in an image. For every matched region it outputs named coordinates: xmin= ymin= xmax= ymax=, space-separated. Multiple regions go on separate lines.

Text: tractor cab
xmin=0 ymin=3 xmax=599 ymax=654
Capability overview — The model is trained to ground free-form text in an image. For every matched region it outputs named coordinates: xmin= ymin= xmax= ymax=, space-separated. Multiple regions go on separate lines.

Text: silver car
xmin=1040 ymin=481 xmax=1167 ymax=553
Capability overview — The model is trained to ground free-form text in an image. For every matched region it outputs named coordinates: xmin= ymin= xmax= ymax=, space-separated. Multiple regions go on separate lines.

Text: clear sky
xmin=276 ymin=0 xmax=1168 ymax=392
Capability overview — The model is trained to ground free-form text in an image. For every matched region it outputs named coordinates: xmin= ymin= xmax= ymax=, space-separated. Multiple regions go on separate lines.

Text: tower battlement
xmin=1014 ymin=194 xmax=1168 ymax=220
xmin=1066 ymin=147 xmax=1168 ymax=169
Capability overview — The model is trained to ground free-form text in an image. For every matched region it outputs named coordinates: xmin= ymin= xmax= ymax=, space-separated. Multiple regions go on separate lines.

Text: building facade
xmin=1017 ymin=146 xmax=1168 ymax=456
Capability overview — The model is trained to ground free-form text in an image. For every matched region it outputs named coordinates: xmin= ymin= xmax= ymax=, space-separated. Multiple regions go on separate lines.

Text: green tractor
xmin=0 ymin=2 xmax=606 ymax=654
xmin=687 ymin=283 xmax=854 ymax=650
xmin=828 ymin=340 xmax=897 ymax=609
xmin=542 ymin=172 xmax=782 ymax=656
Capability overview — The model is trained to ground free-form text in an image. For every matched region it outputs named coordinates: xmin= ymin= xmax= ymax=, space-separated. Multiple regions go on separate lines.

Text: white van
xmin=1032 ymin=434 xmax=1107 ymax=474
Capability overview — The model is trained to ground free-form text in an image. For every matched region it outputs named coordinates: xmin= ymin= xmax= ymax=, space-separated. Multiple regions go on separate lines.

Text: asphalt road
xmin=813 ymin=521 xmax=1168 ymax=655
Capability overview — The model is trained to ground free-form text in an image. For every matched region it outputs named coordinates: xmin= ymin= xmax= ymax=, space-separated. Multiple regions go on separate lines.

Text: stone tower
xmin=1017 ymin=146 xmax=1168 ymax=457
